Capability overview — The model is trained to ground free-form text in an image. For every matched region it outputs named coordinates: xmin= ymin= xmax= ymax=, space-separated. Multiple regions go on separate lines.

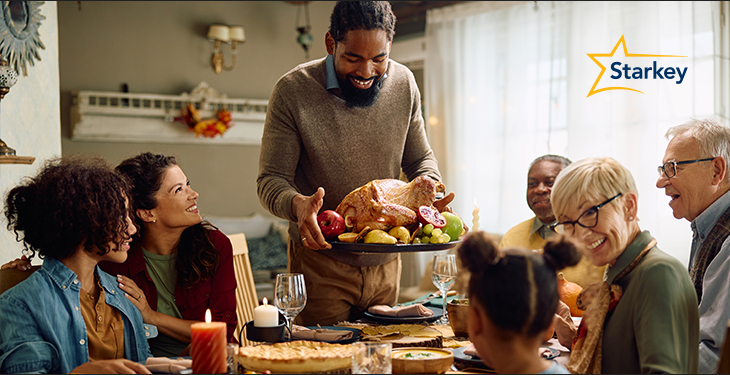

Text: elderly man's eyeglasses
xmin=548 ymin=193 xmax=622 ymax=236
xmin=657 ymin=158 xmax=715 ymax=179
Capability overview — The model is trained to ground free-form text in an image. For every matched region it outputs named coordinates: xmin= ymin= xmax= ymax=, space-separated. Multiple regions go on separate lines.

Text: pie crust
xmin=235 ymin=341 xmax=354 ymax=373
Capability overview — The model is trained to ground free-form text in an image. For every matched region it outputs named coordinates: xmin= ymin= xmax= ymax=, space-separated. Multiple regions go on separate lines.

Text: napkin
xmin=145 ymin=357 xmax=192 ymax=374
xmin=463 ymin=343 xmax=480 ymax=357
xmin=291 ymin=325 xmax=354 ymax=341
xmin=367 ymin=303 xmax=434 ymax=317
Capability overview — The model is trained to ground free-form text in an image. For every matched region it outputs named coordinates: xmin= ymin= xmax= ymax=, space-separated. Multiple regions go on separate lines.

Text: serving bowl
xmin=447 ymin=299 xmax=470 ymax=337
xmin=391 ymin=347 xmax=454 ymax=374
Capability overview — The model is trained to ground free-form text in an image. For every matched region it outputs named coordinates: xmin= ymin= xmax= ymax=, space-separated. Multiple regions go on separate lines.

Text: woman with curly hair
xmin=0 ymin=156 xmax=152 ymax=374
xmin=457 ymin=231 xmax=581 ymax=374
xmin=101 ymin=152 xmax=237 ymax=357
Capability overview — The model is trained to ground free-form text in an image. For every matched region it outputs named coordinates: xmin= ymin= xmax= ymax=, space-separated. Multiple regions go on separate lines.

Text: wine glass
xmin=274 ymin=273 xmax=307 ymax=340
xmin=432 ymin=254 xmax=457 ymax=324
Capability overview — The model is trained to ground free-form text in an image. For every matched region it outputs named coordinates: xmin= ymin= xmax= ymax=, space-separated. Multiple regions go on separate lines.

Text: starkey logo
xmin=586 ymin=35 xmax=688 ymax=98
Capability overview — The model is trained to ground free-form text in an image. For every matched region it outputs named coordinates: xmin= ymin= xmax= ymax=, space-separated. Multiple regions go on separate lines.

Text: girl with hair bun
xmin=458 ymin=231 xmax=580 ymax=374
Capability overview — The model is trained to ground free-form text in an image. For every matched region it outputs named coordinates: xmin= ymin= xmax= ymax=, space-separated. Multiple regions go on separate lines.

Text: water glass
xmin=273 ymin=273 xmax=307 ymax=340
xmin=351 ymin=342 xmax=392 ymax=374
xmin=432 ymin=253 xmax=457 ymax=324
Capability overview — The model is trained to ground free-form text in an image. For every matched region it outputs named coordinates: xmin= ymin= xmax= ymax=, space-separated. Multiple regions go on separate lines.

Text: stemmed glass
xmin=274 ymin=273 xmax=307 ymax=341
xmin=431 ymin=254 xmax=457 ymax=324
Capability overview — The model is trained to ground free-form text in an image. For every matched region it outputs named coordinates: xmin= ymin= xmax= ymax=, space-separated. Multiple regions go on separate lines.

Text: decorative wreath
xmin=176 ymin=103 xmax=233 ymax=138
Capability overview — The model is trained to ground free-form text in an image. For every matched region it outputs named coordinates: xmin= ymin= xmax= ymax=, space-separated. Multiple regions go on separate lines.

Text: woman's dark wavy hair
xmin=458 ymin=232 xmax=582 ymax=338
xmin=116 ymin=152 xmax=219 ymax=289
xmin=4 ymin=155 xmax=132 ymax=261
xmin=329 ymin=1 xmax=396 ymax=42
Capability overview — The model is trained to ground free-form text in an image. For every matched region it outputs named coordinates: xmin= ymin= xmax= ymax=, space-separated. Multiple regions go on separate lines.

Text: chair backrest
xmin=718 ymin=319 xmax=730 ymax=374
xmin=0 ymin=265 xmax=41 ymax=296
xmin=227 ymin=233 xmax=260 ymax=347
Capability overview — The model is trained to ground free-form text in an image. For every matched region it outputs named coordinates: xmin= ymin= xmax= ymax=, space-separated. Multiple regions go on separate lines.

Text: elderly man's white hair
xmin=666 ymin=118 xmax=730 ymax=182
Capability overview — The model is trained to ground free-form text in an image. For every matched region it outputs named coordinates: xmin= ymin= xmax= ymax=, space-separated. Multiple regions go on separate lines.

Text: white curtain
xmin=425 ymin=1 xmax=726 ymax=266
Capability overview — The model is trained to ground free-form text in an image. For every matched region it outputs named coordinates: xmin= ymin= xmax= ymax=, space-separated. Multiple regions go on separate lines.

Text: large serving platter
xmin=329 ymin=241 xmax=461 ymax=253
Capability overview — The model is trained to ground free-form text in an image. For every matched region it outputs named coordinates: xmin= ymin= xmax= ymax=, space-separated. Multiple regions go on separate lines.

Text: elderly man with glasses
xmin=656 ymin=118 xmax=730 ymax=374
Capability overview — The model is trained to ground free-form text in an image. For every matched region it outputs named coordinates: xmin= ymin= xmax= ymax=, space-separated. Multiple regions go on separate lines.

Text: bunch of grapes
xmin=412 ymin=224 xmax=451 ymax=244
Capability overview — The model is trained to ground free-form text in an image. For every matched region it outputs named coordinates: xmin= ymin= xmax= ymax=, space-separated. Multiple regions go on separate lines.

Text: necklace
xmin=142 ymin=250 xmax=177 ymax=296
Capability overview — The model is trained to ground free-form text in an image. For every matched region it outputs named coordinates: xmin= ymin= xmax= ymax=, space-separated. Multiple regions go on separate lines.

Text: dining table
xmin=218 ymin=292 xmax=575 ymax=374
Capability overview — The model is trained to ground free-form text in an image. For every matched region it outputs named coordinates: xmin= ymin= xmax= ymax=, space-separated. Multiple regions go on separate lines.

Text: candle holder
xmin=240 ymin=314 xmax=291 ymax=344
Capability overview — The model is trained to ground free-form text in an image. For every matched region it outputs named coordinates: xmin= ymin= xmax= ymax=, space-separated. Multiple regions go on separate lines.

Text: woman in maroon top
xmin=101 ymin=152 xmax=238 ymax=357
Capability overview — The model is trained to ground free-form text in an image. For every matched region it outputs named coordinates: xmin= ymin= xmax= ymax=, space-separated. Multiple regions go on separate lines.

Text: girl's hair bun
xmin=542 ymin=235 xmax=582 ymax=271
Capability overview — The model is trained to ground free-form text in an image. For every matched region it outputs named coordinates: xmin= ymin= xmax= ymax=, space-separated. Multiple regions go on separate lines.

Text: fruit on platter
xmin=417 ymin=206 xmax=446 ymax=228
xmin=364 ymin=229 xmax=398 ymax=244
xmin=441 ymin=212 xmax=464 ymax=241
xmin=317 ymin=210 xmax=346 ymax=240
xmin=337 ymin=232 xmax=359 ymax=243
xmin=557 ymin=272 xmax=584 ymax=317
xmin=388 ymin=226 xmax=411 ymax=244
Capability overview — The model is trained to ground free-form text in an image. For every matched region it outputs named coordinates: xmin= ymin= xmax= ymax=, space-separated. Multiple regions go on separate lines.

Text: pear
xmin=364 ymin=229 xmax=398 ymax=244
xmin=388 ymin=226 xmax=411 ymax=244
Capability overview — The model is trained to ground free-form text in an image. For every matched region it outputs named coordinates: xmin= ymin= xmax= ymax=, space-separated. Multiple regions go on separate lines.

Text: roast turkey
xmin=335 ymin=176 xmax=445 ymax=233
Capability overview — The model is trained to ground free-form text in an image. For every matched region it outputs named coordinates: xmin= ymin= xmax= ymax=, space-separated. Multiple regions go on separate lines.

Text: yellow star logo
xmin=586 ymin=35 xmax=687 ymax=98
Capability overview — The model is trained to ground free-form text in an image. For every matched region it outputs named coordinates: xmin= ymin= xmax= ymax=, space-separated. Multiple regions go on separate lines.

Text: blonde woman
xmin=550 ymin=157 xmax=698 ymax=373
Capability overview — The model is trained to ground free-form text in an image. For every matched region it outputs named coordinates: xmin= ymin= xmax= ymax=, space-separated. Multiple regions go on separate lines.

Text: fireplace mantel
xmin=71 ymin=82 xmax=268 ymax=145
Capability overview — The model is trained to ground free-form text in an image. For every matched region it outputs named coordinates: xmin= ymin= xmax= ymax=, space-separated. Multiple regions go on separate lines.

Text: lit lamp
xmin=0 ymin=55 xmax=18 ymax=156
xmin=207 ymin=24 xmax=245 ymax=74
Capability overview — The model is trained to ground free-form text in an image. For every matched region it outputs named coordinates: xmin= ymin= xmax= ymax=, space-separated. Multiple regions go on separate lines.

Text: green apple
xmin=441 ymin=212 xmax=464 ymax=241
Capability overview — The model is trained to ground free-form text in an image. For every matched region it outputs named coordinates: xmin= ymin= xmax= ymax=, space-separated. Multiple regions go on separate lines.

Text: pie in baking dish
xmin=235 ymin=341 xmax=354 ymax=373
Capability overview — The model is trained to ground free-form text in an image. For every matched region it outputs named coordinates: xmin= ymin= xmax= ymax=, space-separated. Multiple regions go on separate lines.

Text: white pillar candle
xmin=254 ymin=297 xmax=279 ymax=327
xmin=472 ymin=198 xmax=480 ymax=233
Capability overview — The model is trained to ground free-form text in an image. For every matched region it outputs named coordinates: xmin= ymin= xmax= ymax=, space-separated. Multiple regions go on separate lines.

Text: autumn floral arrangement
xmin=176 ymin=103 xmax=233 ymax=138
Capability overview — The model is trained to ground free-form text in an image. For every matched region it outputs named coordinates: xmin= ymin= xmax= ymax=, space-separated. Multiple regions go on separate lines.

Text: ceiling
xmin=390 ymin=1 xmax=468 ymax=39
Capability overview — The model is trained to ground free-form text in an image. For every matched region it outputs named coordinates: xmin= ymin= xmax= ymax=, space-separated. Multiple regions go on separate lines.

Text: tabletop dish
xmin=392 ymin=347 xmax=454 ymax=374
xmin=453 ymin=345 xmax=560 ymax=369
xmin=329 ymin=241 xmax=460 ymax=253
xmin=303 ymin=326 xmax=361 ymax=344
xmin=236 ymin=341 xmax=354 ymax=374
xmin=363 ymin=306 xmax=443 ymax=324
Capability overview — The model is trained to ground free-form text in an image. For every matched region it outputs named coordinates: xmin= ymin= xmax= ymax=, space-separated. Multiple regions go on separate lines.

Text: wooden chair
xmin=718 ymin=319 xmax=730 ymax=374
xmin=227 ymin=233 xmax=260 ymax=347
xmin=0 ymin=265 xmax=41 ymax=296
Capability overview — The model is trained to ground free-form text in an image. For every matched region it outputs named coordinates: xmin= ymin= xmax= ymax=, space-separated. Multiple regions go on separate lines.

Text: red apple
xmin=317 ymin=210 xmax=346 ymax=240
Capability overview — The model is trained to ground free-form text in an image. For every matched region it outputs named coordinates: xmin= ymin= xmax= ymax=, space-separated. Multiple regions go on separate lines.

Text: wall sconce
xmin=207 ymin=24 xmax=245 ymax=74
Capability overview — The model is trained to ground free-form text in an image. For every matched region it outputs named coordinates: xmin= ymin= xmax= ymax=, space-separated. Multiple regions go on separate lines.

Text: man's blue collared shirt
xmin=325 ymin=54 xmax=340 ymax=92
xmin=0 ymin=257 xmax=155 ymax=374
xmin=689 ymin=189 xmax=730 ymax=373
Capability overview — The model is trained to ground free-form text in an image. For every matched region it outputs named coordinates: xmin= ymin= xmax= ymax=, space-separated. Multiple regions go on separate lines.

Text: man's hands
xmin=292 ymin=187 xmax=331 ymax=250
xmin=291 ymin=186 xmax=454 ymax=250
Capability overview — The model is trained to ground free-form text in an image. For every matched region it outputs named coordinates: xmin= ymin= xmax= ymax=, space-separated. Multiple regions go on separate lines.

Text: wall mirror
xmin=0 ymin=1 xmax=45 ymax=76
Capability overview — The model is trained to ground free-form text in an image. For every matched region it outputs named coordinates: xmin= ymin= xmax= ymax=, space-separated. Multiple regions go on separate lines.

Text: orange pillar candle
xmin=191 ymin=309 xmax=227 ymax=374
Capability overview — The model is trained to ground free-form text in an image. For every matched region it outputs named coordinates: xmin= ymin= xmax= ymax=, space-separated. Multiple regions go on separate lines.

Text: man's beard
xmin=337 ymin=74 xmax=384 ymax=108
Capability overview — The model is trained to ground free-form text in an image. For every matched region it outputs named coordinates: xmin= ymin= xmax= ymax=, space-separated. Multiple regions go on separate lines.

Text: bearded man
xmin=257 ymin=1 xmax=450 ymax=326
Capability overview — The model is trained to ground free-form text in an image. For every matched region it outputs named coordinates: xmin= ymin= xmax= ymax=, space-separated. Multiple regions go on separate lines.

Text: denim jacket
xmin=0 ymin=257 xmax=156 ymax=374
